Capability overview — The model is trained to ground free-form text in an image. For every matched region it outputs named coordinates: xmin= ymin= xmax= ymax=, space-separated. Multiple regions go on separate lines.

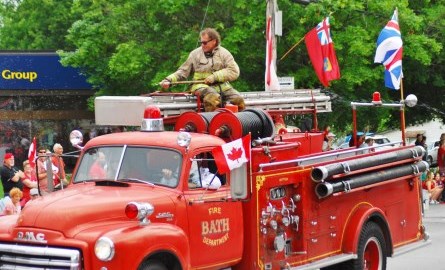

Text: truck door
xmin=183 ymin=151 xmax=243 ymax=269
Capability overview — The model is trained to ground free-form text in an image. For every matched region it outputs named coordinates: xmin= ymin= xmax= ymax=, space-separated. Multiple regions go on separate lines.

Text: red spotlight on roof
xmin=372 ymin=91 xmax=382 ymax=105
xmin=144 ymin=106 xmax=161 ymax=119
xmin=141 ymin=106 xmax=163 ymax=131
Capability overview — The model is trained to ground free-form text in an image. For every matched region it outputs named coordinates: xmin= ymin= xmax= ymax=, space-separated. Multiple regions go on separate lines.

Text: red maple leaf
xmin=226 ymin=147 xmax=243 ymax=162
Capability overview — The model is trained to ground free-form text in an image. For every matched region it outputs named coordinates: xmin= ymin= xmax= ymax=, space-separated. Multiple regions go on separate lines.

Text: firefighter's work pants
xmin=195 ymin=87 xmax=245 ymax=112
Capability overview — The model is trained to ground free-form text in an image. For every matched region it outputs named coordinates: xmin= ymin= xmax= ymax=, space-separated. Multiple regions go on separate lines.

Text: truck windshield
xmin=72 ymin=146 xmax=182 ymax=187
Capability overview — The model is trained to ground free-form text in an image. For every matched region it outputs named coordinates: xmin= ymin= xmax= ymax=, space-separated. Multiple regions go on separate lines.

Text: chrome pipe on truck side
xmin=311 ymin=146 xmax=425 ymax=182
xmin=315 ymin=160 xmax=429 ymax=199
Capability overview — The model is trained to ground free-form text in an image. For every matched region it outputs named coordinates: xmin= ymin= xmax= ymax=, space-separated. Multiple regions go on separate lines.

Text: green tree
xmin=0 ymin=0 xmax=77 ymax=50
xmin=0 ymin=0 xmax=444 ymax=133
xmin=59 ymin=0 xmax=267 ymax=97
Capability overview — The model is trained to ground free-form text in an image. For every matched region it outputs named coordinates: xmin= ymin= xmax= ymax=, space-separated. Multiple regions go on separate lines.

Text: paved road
xmin=387 ymin=203 xmax=445 ymax=269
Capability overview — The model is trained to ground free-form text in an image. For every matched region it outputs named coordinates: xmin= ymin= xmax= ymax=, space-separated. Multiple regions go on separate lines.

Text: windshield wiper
xmin=118 ymin=178 xmax=155 ymax=187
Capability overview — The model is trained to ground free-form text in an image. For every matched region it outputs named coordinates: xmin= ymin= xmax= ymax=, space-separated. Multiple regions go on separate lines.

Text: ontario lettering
xmin=2 ymin=69 xmax=38 ymax=82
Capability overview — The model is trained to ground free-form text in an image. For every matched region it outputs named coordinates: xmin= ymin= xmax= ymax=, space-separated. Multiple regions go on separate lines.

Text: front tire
xmin=138 ymin=260 xmax=168 ymax=270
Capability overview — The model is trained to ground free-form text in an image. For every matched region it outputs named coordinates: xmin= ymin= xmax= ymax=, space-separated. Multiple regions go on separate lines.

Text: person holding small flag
xmin=188 ymin=153 xmax=222 ymax=190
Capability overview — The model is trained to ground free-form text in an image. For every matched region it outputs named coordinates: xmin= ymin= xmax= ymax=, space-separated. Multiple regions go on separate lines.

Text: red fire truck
xmin=0 ymin=89 xmax=430 ymax=270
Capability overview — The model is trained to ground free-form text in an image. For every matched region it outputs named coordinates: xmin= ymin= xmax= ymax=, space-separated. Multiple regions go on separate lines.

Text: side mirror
xmin=230 ymin=164 xmax=248 ymax=199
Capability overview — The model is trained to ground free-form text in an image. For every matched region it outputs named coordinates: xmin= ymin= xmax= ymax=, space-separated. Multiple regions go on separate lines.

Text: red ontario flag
xmin=304 ymin=17 xmax=340 ymax=87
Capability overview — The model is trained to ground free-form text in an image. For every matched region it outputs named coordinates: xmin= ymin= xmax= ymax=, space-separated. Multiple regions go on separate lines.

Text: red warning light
xmin=144 ymin=106 xmax=161 ymax=119
xmin=372 ymin=92 xmax=382 ymax=105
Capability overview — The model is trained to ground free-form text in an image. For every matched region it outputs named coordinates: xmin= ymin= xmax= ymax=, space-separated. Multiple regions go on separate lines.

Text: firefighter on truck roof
xmin=160 ymin=28 xmax=245 ymax=112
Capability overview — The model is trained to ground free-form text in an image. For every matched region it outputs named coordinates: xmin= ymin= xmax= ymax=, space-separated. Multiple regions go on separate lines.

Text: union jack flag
xmin=374 ymin=9 xmax=403 ymax=90
xmin=316 ymin=18 xmax=333 ymax=46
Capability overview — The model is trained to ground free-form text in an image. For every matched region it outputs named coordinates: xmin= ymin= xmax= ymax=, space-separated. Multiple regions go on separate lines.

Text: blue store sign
xmin=0 ymin=53 xmax=92 ymax=90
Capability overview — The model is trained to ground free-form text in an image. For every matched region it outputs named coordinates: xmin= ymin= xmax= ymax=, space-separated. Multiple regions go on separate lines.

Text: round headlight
xmin=95 ymin=237 xmax=115 ymax=261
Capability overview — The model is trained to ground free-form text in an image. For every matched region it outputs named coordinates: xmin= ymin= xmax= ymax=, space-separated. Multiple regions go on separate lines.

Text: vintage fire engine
xmin=0 ymin=89 xmax=430 ymax=270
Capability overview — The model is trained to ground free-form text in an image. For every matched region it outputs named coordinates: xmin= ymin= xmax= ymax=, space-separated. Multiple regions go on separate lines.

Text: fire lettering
xmin=208 ymin=207 xmax=221 ymax=215
xmin=201 ymin=218 xmax=230 ymax=235
xmin=2 ymin=70 xmax=38 ymax=82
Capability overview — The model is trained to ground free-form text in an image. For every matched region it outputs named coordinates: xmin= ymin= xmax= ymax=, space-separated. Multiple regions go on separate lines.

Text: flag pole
xmin=398 ymin=7 xmax=406 ymax=146
xmin=279 ymin=36 xmax=304 ymax=61
xmin=400 ymin=78 xmax=406 ymax=146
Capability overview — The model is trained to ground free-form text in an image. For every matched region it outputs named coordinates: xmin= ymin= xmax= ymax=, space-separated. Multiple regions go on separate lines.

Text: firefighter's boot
xmin=230 ymin=96 xmax=246 ymax=111
xmin=203 ymin=92 xmax=221 ymax=112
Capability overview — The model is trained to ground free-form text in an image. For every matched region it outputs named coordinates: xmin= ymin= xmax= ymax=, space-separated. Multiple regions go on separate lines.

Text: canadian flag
xmin=265 ymin=16 xmax=281 ymax=91
xmin=212 ymin=134 xmax=251 ymax=174
xmin=28 ymin=137 xmax=37 ymax=168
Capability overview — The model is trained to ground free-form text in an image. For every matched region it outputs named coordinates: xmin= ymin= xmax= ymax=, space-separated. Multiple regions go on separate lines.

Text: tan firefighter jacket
xmin=166 ymin=45 xmax=240 ymax=92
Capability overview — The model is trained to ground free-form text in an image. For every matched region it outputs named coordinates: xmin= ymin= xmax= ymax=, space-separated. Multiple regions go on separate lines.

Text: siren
xmin=141 ymin=106 xmax=164 ymax=132
xmin=372 ymin=91 xmax=382 ymax=105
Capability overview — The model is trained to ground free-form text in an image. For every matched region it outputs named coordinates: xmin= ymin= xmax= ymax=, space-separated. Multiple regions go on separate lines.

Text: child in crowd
xmin=1 ymin=188 xmax=23 ymax=215
xmin=20 ymin=160 xmax=38 ymax=207
xmin=423 ymin=171 xmax=443 ymax=204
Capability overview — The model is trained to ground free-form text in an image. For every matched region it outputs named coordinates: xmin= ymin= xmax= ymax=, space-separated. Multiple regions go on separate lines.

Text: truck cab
xmin=0 ymin=128 xmax=246 ymax=269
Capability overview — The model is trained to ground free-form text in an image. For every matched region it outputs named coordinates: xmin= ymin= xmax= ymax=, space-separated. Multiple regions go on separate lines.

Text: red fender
xmin=341 ymin=203 xmax=393 ymax=255
xmin=86 ymin=223 xmax=190 ymax=270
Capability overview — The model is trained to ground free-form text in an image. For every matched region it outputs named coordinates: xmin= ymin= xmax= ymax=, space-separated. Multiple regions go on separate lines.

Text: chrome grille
xmin=0 ymin=243 xmax=81 ymax=270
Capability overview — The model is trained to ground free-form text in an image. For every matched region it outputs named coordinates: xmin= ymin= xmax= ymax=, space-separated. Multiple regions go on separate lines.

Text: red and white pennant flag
xmin=265 ymin=16 xmax=281 ymax=91
xmin=212 ymin=134 xmax=251 ymax=174
xmin=28 ymin=137 xmax=37 ymax=168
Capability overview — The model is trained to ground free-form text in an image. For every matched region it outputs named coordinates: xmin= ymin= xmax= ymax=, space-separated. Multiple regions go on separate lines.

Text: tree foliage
xmin=0 ymin=0 xmax=444 ymax=134
xmin=0 ymin=0 xmax=77 ymax=50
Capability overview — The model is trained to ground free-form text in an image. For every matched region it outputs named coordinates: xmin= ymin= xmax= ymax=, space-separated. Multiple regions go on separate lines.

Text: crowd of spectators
xmin=0 ymin=142 xmax=67 ymax=216
xmin=422 ymin=133 xmax=445 ymax=205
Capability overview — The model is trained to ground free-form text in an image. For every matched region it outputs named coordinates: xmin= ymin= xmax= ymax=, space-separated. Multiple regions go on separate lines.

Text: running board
xmin=391 ymin=239 xmax=431 ymax=257
xmin=290 ymin=253 xmax=357 ymax=270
